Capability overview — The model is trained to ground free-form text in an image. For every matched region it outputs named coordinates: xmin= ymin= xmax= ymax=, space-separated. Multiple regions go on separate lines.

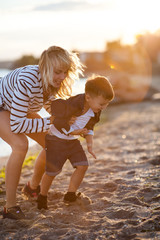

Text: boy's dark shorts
xmin=45 ymin=134 xmax=88 ymax=176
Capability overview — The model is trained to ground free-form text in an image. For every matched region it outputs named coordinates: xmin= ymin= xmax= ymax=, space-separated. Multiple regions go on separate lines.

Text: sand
xmin=0 ymin=100 xmax=160 ymax=240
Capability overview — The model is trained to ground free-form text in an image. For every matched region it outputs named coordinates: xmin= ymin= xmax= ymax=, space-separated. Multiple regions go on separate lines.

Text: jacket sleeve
xmin=51 ymin=99 xmax=73 ymax=132
xmin=51 ymin=94 xmax=84 ymax=134
xmin=85 ymin=112 xmax=101 ymax=130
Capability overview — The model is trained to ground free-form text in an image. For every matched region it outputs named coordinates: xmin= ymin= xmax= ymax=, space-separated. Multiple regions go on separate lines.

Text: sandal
xmin=2 ymin=206 xmax=25 ymax=220
xmin=22 ymin=182 xmax=40 ymax=199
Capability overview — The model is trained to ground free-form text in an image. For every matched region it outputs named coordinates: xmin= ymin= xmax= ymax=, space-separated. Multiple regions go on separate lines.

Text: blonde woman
xmin=0 ymin=46 xmax=83 ymax=219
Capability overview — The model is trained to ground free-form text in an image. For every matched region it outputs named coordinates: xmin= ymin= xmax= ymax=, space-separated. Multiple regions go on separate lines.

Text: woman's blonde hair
xmin=39 ymin=46 xmax=84 ymax=99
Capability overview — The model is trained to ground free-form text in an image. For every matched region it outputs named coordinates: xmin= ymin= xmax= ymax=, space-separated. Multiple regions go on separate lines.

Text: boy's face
xmin=86 ymin=94 xmax=109 ymax=113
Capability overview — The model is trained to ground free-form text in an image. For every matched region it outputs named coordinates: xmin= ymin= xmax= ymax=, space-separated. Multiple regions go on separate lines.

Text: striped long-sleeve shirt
xmin=0 ymin=65 xmax=51 ymax=134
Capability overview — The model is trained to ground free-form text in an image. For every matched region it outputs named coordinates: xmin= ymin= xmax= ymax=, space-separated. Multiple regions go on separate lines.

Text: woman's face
xmin=52 ymin=68 xmax=68 ymax=88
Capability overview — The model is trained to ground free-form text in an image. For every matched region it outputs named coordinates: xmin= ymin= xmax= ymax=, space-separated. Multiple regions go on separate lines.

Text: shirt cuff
xmin=61 ymin=126 xmax=74 ymax=135
xmin=86 ymin=130 xmax=94 ymax=135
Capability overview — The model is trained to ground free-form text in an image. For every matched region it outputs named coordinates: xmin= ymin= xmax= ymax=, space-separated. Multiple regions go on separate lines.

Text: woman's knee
xmin=11 ymin=134 xmax=29 ymax=154
xmin=0 ymin=111 xmax=28 ymax=153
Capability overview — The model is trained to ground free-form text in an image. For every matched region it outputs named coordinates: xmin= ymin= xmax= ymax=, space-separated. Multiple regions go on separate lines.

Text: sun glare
xmin=115 ymin=0 xmax=160 ymax=44
xmin=0 ymin=0 xmax=160 ymax=60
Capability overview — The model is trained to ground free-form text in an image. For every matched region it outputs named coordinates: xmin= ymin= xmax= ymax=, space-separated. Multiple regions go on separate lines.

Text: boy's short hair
xmin=85 ymin=75 xmax=114 ymax=101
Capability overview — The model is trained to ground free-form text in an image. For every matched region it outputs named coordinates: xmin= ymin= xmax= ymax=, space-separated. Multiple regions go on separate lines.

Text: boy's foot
xmin=37 ymin=194 xmax=48 ymax=210
xmin=2 ymin=206 xmax=25 ymax=220
xmin=63 ymin=192 xmax=82 ymax=202
xmin=22 ymin=182 xmax=40 ymax=199
xmin=64 ymin=192 xmax=92 ymax=205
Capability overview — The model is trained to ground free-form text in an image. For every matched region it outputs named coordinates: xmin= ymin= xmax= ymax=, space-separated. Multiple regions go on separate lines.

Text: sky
xmin=0 ymin=0 xmax=160 ymax=61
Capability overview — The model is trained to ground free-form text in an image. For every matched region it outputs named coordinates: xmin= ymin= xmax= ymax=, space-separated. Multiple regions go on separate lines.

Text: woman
xmin=0 ymin=46 xmax=83 ymax=219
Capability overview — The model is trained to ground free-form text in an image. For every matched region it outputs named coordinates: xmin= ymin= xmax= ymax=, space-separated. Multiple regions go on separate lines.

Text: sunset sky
xmin=0 ymin=0 xmax=160 ymax=60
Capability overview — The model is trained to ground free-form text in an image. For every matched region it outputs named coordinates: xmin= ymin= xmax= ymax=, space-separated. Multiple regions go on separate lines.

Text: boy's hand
xmin=70 ymin=128 xmax=89 ymax=135
xmin=87 ymin=145 xmax=97 ymax=159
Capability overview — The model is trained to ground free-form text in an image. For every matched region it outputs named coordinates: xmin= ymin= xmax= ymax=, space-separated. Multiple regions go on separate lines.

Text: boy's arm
xmin=85 ymin=134 xmax=97 ymax=159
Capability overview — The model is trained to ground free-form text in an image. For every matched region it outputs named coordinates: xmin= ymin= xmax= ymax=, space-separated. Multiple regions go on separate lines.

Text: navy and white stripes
xmin=0 ymin=65 xmax=50 ymax=134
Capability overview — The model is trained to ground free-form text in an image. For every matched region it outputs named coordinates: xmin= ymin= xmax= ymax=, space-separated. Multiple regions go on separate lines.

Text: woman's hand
xmin=50 ymin=116 xmax=54 ymax=124
xmin=70 ymin=128 xmax=89 ymax=136
xmin=68 ymin=116 xmax=77 ymax=125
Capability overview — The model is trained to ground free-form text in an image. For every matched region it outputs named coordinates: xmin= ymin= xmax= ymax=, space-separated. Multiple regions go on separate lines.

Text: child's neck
xmin=82 ymin=101 xmax=90 ymax=114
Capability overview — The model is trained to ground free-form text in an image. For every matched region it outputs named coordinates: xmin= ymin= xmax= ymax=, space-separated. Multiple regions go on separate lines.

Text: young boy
xmin=37 ymin=75 xmax=114 ymax=209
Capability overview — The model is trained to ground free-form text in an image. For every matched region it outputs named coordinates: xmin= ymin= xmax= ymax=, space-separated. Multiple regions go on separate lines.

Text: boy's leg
xmin=40 ymin=173 xmax=55 ymax=196
xmin=64 ymin=165 xmax=88 ymax=202
xmin=39 ymin=134 xmax=64 ymax=194
xmin=64 ymin=139 xmax=89 ymax=202
xmin=68 ymin=165 xmax=88 ymax=192
xmin=37 ymin=173 xmax=55 ymax=210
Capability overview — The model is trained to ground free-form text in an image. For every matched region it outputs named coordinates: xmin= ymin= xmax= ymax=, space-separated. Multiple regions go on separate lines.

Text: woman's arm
xmin=10 ymin=80 xmax=50 ymax=134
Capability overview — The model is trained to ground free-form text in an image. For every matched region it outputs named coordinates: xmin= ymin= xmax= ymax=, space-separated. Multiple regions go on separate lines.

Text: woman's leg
xmin=29 ymin=149 xmax=46 ymax=189
xmin=0 ymin=111 xmax=28 ymax=208
xmin=25 ymin=113 xmax=47 ymax=189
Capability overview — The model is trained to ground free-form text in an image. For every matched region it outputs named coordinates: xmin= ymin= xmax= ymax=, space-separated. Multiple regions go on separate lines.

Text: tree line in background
xmin=11 ymin=55 xmax=39 ymax=69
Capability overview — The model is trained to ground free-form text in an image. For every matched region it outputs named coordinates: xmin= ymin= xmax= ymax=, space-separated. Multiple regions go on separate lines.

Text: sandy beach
xmin=0 ymin=100 xmax=160 ymax=239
